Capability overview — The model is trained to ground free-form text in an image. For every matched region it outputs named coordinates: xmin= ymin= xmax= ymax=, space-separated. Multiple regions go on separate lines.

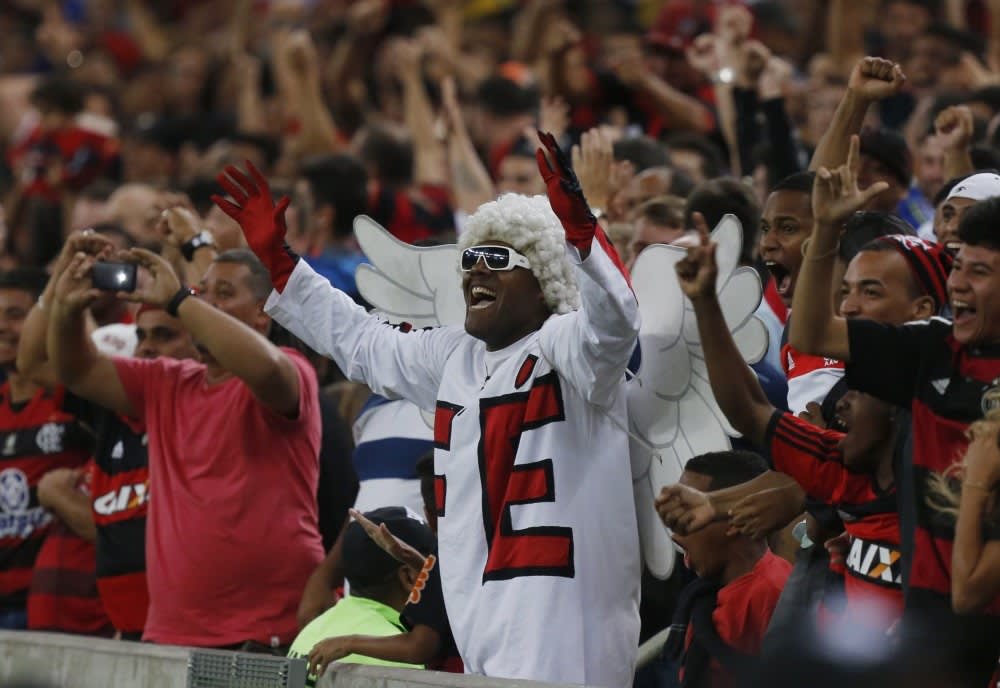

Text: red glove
xmin=211 ymin=161 xmax=298 ymax=292
xmin=535 ymin=131 xmax=597 ymax=253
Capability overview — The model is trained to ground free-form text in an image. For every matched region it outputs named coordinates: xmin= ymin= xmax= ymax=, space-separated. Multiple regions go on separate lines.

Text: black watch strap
xmin=181 ymin=231 xmax=215 ymax=262
xmin=165 ymin=287 xmax=196 ymax=317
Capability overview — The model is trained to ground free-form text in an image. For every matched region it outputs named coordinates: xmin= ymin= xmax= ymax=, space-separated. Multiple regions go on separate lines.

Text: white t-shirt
xmin=267 ymin=239 xmax=641 ymax=688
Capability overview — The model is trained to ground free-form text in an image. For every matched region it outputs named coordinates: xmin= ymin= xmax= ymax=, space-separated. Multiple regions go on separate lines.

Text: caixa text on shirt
xmin=92 ymin=481 xmax=149 ymax=516
xmin=845 ymin=537 xmax=902 ymax=588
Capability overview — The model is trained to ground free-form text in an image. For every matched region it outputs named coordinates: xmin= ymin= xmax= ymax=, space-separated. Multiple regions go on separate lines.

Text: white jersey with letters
xmin=266 ymin=240 xmax=641 ymax=688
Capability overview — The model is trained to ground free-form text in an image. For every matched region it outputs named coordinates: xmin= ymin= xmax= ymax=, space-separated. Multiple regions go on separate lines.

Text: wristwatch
xmin=181 ymin=231 xmax=216 ymax=262
xmin=166 ymin=286 xmax=196 ymax=317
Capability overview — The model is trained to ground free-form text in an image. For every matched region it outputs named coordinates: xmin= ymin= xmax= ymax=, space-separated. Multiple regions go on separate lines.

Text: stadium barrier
xmin=0 ymin=631 xmax=588 ymax=688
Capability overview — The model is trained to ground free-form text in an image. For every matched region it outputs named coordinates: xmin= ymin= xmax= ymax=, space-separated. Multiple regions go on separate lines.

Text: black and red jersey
xmin=765 ymin=411 xmax=902 ymax=623
xmin=368 ymin=183 xmax=454 ymax=245
xmin=90 ymin=410 xmax=149 ymax=634
xmin=28 ymin=458 xmax=112 ymax=636
xmin=0 ymin=384 xmax=92 ymax=611
xmin=846 ymin=317 xmax=1000 ymax=611
xmin=7 ymin=123 xmax=120 ymax=201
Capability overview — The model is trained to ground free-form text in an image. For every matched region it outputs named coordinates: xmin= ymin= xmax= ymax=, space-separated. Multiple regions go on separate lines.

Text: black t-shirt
xmin=316 ymin=393 xmax=358 ymax=551
xmin=400 ymin=551 xmax=460 ymax=670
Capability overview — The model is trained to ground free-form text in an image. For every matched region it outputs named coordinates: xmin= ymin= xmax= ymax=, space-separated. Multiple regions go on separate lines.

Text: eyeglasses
xmin=460 ymin=245 xmax=531 ymax=272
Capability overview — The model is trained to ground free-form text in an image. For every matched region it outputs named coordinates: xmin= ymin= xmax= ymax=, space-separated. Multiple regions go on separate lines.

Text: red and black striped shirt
xmin=846 ymin=317 xmax=1000 ymax=612
xmin=0 ymin=384 xmax=92 ymax=611
xmin=765 ymin=411 xmax=902 ymax=625
xmin=90 ymin=411 xmax=149 ymax=634
xmin=28 ymin=458 xmax=113 ymax=636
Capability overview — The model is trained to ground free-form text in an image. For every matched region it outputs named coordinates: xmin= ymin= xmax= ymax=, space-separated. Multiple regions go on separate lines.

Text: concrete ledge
xmin=1 ymin=631 xmax=589 ymax=688
xmin=320 ymin=663 xmax=584 ymax=688
xmin=0 ymin=630 xmax=190 ymax=688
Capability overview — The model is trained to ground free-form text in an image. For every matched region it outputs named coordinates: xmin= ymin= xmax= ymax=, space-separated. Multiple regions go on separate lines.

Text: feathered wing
xmin=628 ymin=214 xmax=769 ymax=579
xmin=353 ymin=215 xmax=465 ymax=427
xmin=353 ymin=215 xmax=465 ymax=329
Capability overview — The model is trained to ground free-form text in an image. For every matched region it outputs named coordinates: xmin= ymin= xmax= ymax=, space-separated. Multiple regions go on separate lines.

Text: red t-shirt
xmin=687 ymin=550 xmax=790 ymax=688
xmin=112 ymin=349 xmax=324 ymax=646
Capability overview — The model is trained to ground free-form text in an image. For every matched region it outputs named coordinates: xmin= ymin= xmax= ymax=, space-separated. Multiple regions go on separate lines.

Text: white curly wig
xmin=458 ymin=194 xmax=580 ymax=314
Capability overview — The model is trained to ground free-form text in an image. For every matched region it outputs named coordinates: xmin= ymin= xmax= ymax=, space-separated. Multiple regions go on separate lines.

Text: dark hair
xmin=230 ymin=132 xmax=281 ymax=169
xmin=966 ymin=86 xmax=1000 ymax=115
xmin=957 ymin=196 xmax=1000 ymax=251
xmin=213 ymin=249 xmax=272 ymax=300
xmin=879 ymin=0 xmax=936 ymax=12
xmin=613 ymin=136 xmax=670 ymax=172
xmin=476 ymin=76 xmax=539 ymax=117
xmin=684 ymin=450 xmax=768 ymax=491
xmin=852 ymin=240 xmax=924 ymax=299
xmin=0 ymin=268 xmax=49 ymax=301
xmin=665 ymin=132 xmax=726 ymax=180
xmin=358 ymin=125 xmax=414 ymax=188
xmin=924 ymin=22 xmax=984 ymax=61
xmin=771 ymin=171 xmax=816 ymax=194
xmin=970 ymin=147 xmax=1000 ymax=173
xmin=507 ymin=136 xmax=537 ymax=160
xmin=183 ymin=177 xmax=223 ymax=217
xmin=416 ymin=452 xmax=435 ymax=523
xmin=30 ymin=76 xmax=86 ymax=115
xmin=78 ymin=179 xmax=117 ymax=203
xmin=91 ymin=221 xmax=138 ymax=249
xmin=859 ymin=128 xmax=912 ymax=188
xmin=838 ymin=211 xmax=914 ymax=263
xmin=933 ymin=175 xmax=965 ymax=205
xmin=300 ymin=154 xmax=369 ymax=238
xmin=685 ymin=178 xmax=761 ymax=264
xmin=635 ymin=196 xmax=686 ymax=227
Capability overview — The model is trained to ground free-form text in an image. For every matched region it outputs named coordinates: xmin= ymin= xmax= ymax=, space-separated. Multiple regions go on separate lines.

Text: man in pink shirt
xmin=46 ymin=246 xmax=324 ymax=649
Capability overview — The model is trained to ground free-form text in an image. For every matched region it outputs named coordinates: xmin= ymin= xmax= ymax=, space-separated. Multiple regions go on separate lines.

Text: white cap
xmin=945 ymin=172 xmax=1000 ymax=202
xmin=91 ymin=323 xmax=137 ymax=357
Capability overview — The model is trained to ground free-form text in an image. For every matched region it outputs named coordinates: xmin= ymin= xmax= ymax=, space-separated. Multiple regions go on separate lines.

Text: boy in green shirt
xmin=288 ymin=507 xmax=435 ymax=685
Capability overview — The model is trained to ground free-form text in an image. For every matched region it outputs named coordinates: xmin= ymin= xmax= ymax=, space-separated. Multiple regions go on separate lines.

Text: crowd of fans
xmin=5 ymin=0 xmax=1000 ymax=687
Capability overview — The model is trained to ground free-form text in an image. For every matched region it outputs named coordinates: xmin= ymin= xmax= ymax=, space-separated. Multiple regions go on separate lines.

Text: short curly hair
xmin=459 ymin=194 xmax=580 ymax=314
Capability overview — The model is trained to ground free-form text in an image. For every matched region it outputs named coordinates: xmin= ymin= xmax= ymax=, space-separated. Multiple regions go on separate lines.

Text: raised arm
xmin=676 ymin=214 xmax=774 ymax=446
xmin=397 ymin=40 xmax=448 ymax=187
xmin=212 ymin=163 xmax=463 ymax=411
xmin=950 ymin=421 xmax=1000 ymax=614
xmin=656 ymin=470 xmax=802 ymax=535
xmin=120 ymin=247 xmax=302 ymax=417
xmin=274 ymin=31 xmax=341 ymax=161
xmin=826 ymin=0 xmax=866 ymax=77
xmin=613 ymin=47 xmax=714 ymax=134
xmin=440 ymin=77 xmax=496 ymax=215
xmin=790 ymin=136 xmax=888 ymax=360
xmin=535 ymin=133 xmax=639 ymax=407
xmin=809 ymin=57 xmax=906 ymax=171
xmin=18 ymin=232 xmax=113 ymax=387
xmin=935 ymin=105 xmax=976 ymax=182
xmin=48 ymin=254 xmax=135 ymax=418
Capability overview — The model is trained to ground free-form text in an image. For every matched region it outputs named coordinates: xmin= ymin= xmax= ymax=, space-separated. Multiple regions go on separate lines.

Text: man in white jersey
xmin=212 ymin=134 xmax=641 ymax=687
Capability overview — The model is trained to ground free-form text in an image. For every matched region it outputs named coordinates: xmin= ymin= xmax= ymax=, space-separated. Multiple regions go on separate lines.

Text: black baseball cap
xmin=342 ymin=507 xmax=435 ymax=589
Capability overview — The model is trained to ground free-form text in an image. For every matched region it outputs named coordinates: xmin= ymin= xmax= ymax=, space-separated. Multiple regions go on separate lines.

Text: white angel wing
xmin=353 ymin=215 xmax=465 ymax=329
xmin=628 ymin=214 xmax=769 ymax=579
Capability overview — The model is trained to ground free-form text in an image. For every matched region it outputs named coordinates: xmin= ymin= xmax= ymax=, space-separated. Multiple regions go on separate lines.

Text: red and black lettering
xmin=434 ymin=402 xmax=463 ymax=450
xmin=90 ymin=411 xmax=150 ymax=634
xmin=477 ymin=372 xmax=573 ymax=582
